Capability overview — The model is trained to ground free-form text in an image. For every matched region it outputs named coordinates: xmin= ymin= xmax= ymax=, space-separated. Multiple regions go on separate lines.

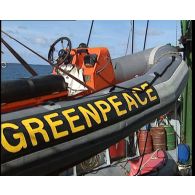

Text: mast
xmin=87 ymin=20 xmax=94 ymax=47
xmin=1 ymin=38 xmax=38 ymax=76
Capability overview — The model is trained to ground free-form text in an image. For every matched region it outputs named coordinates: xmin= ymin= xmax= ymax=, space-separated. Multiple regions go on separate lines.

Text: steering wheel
xmin=48 ymin=37 xmax=72 ymax=66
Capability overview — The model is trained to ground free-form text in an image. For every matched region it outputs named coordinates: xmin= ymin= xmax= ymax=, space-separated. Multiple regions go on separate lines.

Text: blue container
xmin=177 ymin=144 xmax=190 ymax=164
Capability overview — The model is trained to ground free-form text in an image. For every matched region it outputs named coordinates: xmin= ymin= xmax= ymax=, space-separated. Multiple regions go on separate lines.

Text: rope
xmin=138 ymin=149 xmax=162 ymax=174
xmin=80 ymin=155 xmax=100 ymax=172
xmin=1 ymin=30 xmax=94 ymax=91
xmin=1 ymin=30 xmax=49 ymax=63
xmin=133 ymin=124 xmax=150 ymax=176
xmin=109 ymin=55 xmax=176 ymax=93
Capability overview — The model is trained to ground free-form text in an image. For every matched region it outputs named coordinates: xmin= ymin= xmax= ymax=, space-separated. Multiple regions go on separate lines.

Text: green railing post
xmin=180 ymin=20 xmax=192 ymax=163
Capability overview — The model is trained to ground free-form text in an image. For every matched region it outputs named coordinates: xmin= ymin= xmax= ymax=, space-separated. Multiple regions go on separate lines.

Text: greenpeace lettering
xmin=1 ymin=82 xmax=160 ymax=163
xmin=78 ymin=104 xmax=102 ymax=128
xmin=107 ymin=95 xmax=127 ymax=117
xmin=21 ymin=118 xmax=50 ymax=146
xmin=44 ymin=113 xmax=69 ymax=139
xmin=1 ymin=123 xmax=27 ymax=153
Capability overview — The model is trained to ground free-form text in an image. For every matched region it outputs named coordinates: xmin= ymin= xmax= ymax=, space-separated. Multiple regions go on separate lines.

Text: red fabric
xmin=128 ymin=150 xmax=166 ymax=176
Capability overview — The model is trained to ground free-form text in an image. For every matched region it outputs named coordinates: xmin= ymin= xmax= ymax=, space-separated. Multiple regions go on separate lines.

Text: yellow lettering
xmin=140 ymin=83 xmax=148 ymax=89
xmin=21 ymin=118 xmax=49 ymax=146
xmin=44 ymin=113 xmax=69 ymax=139
xmin=94 ymin=100 xmax=111 ymax=122
xmin=107 ymin=95 xmax=127 ymax=116
xmin=62 ymin=108 xmax=85 ymax=133
xmin=1 ymin=123 xmax=27 ymax=153
xmin=78 ymin=104 xmax=101 ymax=128
xmin=122 ymin=93 xmax=138 ymax=111
xmin=141 ymin=83 xmax=157 ymax=101
xmin=133 ymin=91 xmax=148 ymax=105
xmin=132 ymin=87 xmax=142 ymax=91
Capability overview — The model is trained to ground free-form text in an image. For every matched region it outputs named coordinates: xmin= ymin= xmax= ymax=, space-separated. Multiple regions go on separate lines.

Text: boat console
xmin=49 ymin=37 xmax=116 ymax=91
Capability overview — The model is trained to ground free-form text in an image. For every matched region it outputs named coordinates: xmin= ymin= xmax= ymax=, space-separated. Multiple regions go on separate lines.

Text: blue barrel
xmin=177 ymin=144 xmax=190 ymax=164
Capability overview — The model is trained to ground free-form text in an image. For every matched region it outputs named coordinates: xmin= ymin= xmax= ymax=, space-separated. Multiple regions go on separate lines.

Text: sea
xmin=1 ymin=63 xmax=53 ymax=81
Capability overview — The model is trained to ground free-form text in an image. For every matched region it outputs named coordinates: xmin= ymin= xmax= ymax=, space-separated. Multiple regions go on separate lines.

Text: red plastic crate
xmin=109 ymin=139 xmax=126 ymax=161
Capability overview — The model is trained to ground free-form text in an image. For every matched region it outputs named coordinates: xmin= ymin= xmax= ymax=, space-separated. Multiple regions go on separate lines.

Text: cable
xmin=1 ymin=30 xmax=49 ymax=64
xmin=133 ymin=124 xmax=150 ymax=176
xmin=143 ymin=20 xmax=149 ymax=51
xmin=146 ymin=56 xmax=176 ymax=87
xmin=125 ymin=21 xmax=131 ymax=56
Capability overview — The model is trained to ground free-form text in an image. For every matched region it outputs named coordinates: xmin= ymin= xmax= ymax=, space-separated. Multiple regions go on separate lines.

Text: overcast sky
xmin=1 ymin=20 xmax=181 ymax=65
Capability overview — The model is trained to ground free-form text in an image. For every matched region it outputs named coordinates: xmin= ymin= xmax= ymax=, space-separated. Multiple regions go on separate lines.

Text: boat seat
xmin=1 ymin=75 xmax=68 ymax=103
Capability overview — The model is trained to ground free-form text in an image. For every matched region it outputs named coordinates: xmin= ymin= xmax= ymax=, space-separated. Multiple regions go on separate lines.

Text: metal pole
xmin=1 ymin=30 xmax=50 ymax=63
xmin=1 ymin=38 xmax=38 ymax=76
xmin=176 ymin=20 xmax=178 ymax=47
xmin=131 ymin=20 xmax=134 ymax=54
xmin=87 ymin=20 xmax=94 ymax=47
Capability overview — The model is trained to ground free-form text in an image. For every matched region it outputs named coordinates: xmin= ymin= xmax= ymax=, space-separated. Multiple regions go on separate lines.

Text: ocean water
xmin=1 ymin=63 xmax=53 ymax=81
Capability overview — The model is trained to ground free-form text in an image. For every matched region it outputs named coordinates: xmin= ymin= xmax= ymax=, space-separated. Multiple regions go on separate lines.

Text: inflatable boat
xmin=1 ymin=38 xmax=189 ymax=175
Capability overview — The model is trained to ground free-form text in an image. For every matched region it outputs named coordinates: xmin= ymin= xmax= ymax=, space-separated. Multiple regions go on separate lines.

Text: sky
xmin=1 ymin=20 xmax=181 ymax=65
